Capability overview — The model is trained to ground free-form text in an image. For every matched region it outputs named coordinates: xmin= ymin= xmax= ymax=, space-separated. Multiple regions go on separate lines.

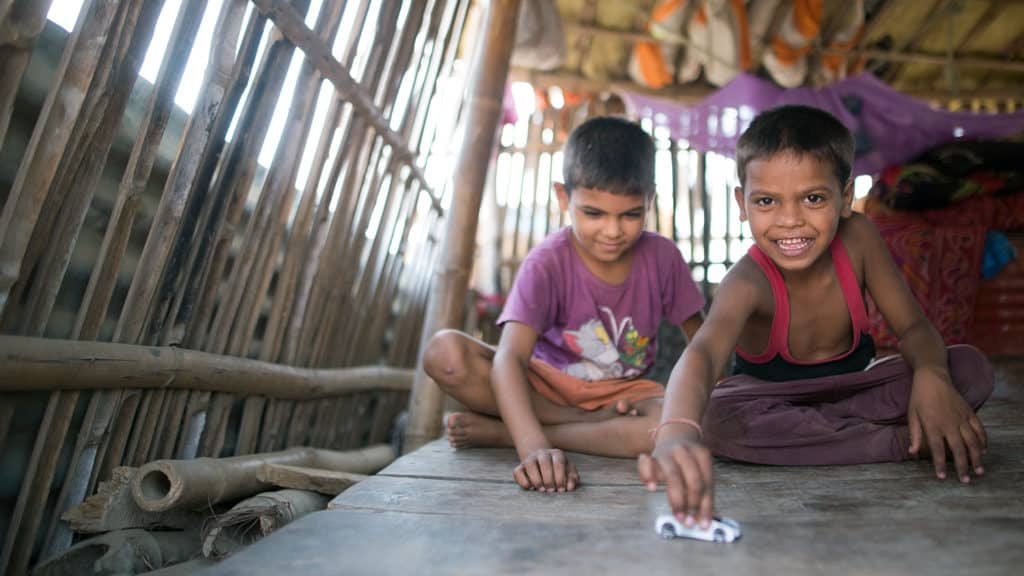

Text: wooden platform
xmin=203 ymin=361 xmax=1024 ymax=575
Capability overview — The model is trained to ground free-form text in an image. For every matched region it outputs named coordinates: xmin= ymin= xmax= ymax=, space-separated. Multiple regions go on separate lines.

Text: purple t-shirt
xmin=497 ymin=228 xmax=705 ymax=381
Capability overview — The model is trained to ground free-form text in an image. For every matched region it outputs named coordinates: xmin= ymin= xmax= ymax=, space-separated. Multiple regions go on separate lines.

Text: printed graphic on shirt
xmin=562 ymin=307 xmax=649 ymax=381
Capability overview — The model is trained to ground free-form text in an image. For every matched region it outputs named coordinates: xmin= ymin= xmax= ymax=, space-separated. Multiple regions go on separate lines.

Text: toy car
xmin=654 ymin=514 xmax=742 ymax=543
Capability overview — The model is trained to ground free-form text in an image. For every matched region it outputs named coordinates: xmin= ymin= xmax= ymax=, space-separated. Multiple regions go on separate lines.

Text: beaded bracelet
xmin=648 ymin=417 xmax=703 ymax=440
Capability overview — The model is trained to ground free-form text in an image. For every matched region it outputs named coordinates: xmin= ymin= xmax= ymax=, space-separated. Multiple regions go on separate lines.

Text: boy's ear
xmin=733 ymin=186 xmax=748 ymax=222
xmin=554 ymin=182 xmax=570 ymax=212
xmin=840 ymin=179 xmax=854 ymax=217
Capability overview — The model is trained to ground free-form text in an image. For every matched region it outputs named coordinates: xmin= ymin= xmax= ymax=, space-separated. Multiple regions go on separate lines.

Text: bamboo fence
xmin=0 ymin=0 xmax=473 ymax=573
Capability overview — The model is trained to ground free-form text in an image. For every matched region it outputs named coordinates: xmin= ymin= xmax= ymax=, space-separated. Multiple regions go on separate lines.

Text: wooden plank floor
xmin=204 ymin=360 xmax=1024 ymax=575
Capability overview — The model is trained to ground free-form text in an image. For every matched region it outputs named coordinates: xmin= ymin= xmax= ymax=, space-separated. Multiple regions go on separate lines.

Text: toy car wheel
xmin=713 ymin=529 xmax=725 ymax=542
xmin=659 ymin=524 xmax=676 ymax=539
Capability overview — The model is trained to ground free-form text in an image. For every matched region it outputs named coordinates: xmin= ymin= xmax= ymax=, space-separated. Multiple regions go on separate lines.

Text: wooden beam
xmin=0 ymin=335 xmax=413 ymax=397
xmin=404 ymin=0 xmax=523 ymax=453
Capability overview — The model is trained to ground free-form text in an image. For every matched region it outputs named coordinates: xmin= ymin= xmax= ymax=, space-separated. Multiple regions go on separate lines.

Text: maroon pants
xmin=703 ymin=345 xmax=994 ymax=465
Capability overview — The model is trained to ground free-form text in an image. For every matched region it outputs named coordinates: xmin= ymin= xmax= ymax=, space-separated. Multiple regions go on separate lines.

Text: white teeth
xmin=777 ymin=238 xmax=807 ymax=246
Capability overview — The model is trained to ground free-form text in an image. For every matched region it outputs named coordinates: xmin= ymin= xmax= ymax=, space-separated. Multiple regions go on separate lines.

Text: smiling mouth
xmin=774 ymin=237 xmax=812 ymax=255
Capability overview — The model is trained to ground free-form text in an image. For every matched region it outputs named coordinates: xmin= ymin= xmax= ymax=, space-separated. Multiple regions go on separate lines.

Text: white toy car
xmin=654 ymin=514 xmax=742 ymax=542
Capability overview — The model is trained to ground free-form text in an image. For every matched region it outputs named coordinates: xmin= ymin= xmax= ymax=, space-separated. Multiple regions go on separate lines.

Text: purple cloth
xmin=497 ymin=228 xmax=705 ymax=381
xmin=621 ymin=73 xmax=1024 ymax=177
xmin=703 ymin=345 xmax=993 ymax=465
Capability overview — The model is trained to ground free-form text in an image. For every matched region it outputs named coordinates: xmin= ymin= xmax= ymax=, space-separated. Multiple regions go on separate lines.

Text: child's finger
xmin=960 ymin=423 xmax=984 ymax=476
xmin=513 ymin=465 xmax=532 ymax=490
xmin=907 ymin=412 xmax=922 ymax=455
xmin=693 ymin=448 xmax=715 ymax=527
xmin=677 ymin=447 xmax=705 ymax=525
xmin=537 ymin=452 xmax=556 ymax=492
xmin=637 ymin=454 xmax=660 ymax=489
xmin=551 ymin=450 xmax=568 ymax=491
xmin=946 ymin=428 xmax=971 ymax=483
xmin=524 ymin=459 xmax=545 ymax=490
xmin=568 ymin=463 xmax=580 ymax=491
xmin=926 ymin=429 xmax=948 ymax=480
xmin=657 ymin=452 xmax=688 ymax=519
xmin=968 ymin=414 xmax=987 ymax=451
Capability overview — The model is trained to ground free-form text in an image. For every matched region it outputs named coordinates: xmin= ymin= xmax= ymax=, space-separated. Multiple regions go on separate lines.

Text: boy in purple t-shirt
xmin=422 ymin=117 xmax=705 ymax=492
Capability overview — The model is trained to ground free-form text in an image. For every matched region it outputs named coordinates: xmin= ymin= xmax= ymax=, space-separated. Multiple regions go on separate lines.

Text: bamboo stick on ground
xmin=131 ymin=444 xmax=394 ymax=512
xmin=61 ymin=467 xmax=204 ymax=534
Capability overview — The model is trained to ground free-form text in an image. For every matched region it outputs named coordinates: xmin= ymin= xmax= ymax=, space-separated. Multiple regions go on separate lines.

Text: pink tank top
xmin=736 ymin=236 xmax=870 ymax=366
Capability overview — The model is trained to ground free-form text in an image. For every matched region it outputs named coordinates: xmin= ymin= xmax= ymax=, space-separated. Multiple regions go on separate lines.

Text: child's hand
xmin=513 ymin=448 xmax=579 ymax=492
xmin=907 ymin=369 xmax=988 ymax=483
xmin=637 ymin=431 xmax=714 ymax=528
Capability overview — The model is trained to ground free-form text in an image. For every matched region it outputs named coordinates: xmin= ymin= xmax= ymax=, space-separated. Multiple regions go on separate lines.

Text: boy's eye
xmin=805 ymin=194 xmax=825 ymax=204
xmin=582 ymin=210 xmax=602 ymax=217
xmin=753 ymin=197 xmax=773 ymax=207
xmin=623 ymin=211 xmax=643 ymax=219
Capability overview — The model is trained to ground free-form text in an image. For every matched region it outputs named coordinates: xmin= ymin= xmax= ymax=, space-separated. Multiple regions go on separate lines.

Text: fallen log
xmin=131 ymin=444 xmax=393 ymax=512
xmin=61 ymin=467 xmax=205 ymax=534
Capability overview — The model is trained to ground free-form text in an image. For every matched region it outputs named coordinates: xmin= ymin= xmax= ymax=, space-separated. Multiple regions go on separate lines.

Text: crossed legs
xmin=422 ymin=329 xmax=663 ymax=457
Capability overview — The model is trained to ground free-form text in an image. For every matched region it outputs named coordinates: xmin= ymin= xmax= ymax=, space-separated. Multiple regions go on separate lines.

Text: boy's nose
xmin=775 ymin=203 xmax=803 ymax=227
xmin=604 ymin=218 xmax=624 ymax=238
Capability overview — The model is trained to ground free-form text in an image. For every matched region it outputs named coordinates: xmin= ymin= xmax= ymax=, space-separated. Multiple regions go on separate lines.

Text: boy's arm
xmin=680 ymin=310 xmax=705 ymax=344
xmin=853 ymin=214 xmax=986 ymax=482
xmin=492 ymin=321 xmax=579 ymax=492
xmin=640 ymin=265 xmax=759 ymax=526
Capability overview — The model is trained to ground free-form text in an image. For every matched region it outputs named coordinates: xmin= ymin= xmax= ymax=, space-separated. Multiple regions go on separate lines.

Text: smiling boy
xmin=422 ymin=117 xmax=705 ymax=492
xmin=639 ymin=105 xmax=994 ymax=528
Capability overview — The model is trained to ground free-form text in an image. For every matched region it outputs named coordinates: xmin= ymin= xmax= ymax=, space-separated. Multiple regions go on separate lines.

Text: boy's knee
xmin=422 ymin=330 xmax=470 ymax=389
xmin=948 ymin=345 xmax=994 ymax=410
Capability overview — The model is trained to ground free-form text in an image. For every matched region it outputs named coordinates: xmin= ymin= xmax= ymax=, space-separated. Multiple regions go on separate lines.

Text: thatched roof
xmin=509 ymin=0 xmax=1024 ymax=104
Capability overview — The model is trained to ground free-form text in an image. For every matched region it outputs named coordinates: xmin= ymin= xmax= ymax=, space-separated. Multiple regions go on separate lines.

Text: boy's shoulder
xmin=522 ymin=227 xmax=573 ymax=266
xmin=836 ymin=212 xmax=884 ymax=261
xmin=634 ymin=230 xmax=686 ymax=261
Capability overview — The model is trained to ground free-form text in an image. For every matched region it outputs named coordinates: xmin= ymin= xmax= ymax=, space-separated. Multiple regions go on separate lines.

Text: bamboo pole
xmin=0 ymin=3 xmax=173 ymax=571
xmin=405 ymin=0 xmax=522 ymax=452
xmin=226 ymin=0 xmax=350 ymax=359
xmin=303 ymin=0 xmax=408 ymax=367
xmin=252 ymin=0 xmax=438 ymax=208
xmin=0 ymin=335 xmax=416 ymax=396
xmin=76 ymin=0 xmax=246 ymax=343
xmin=0 ymin=0 xmax=136 ymax=334
xmin=131 ymin=445 xmax=394 ymax=512
xmin=48 ymin=4 xmax=250 ymax=560
xmin=24 ymin=0 xmax=186 ymax=337
xmin=188 ymin=14 xmax=310 ymax=355
xmin=277 ymin=0 xmax=371 ymax=364
xmin=151 ymin=4 xmax=263 ymax=351
xmin=0 ymin=0 xmax=55 ymax=155
xmin=258 ymin=94 xmax=342 ymax=363
xmin=0 ymin=390 xmax=78 ymax=576
xmin=0 ymin=0 xmax=119 ymax=315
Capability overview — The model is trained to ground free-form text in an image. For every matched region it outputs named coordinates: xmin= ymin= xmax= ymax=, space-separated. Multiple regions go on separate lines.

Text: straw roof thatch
xmin=510 ymin=0 xmax=1024 ymax=104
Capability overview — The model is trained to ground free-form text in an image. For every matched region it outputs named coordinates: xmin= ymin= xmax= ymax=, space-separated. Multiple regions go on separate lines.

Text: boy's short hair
xmin=562 ymin=116 xmax=655 ymax=197
xmin=736 ymin=105 xmax=854 ymax=188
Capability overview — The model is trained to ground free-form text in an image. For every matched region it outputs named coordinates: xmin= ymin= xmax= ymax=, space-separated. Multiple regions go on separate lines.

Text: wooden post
xmin=404 ymin=0 xmax=521 ymax=453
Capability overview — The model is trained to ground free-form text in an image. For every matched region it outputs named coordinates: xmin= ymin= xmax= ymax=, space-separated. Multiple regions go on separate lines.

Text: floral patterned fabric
xmin=866 ymin=194 xmax=1024 ymax=348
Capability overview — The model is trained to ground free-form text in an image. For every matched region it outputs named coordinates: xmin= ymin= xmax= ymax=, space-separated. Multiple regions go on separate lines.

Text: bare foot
xmin=445 ymin=412 xmax=514 ymax=449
